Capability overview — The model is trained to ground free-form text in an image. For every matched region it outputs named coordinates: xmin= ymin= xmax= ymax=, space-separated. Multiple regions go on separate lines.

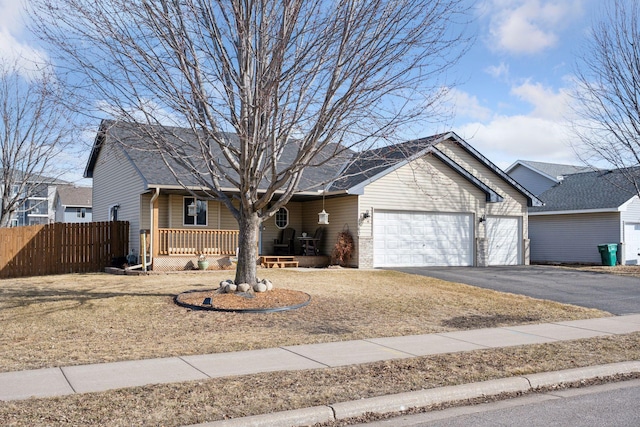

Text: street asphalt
xmin=391 ymin=265 xmax=640 ymax=315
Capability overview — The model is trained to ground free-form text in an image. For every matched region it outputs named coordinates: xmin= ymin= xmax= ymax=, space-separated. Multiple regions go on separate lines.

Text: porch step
xmin=261 ymin=256 xmax=299 ymax=269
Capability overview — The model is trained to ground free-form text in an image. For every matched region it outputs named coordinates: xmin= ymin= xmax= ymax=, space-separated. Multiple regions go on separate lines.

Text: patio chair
xmin=273 ymin=227 xmax=296 ymax=255
xmin=303 ymin=227 xmax=324 ymax=256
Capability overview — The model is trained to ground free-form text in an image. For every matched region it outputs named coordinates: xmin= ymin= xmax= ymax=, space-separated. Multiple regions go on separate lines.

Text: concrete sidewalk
xmin=2 ymin=314 xmax=640 ymax=403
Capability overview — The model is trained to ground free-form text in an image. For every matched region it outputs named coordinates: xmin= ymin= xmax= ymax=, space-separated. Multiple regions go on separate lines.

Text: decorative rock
xmin=254 ymin=283 xmax=267 ymax=293
xmin=261 ymin=279 xmax=273 ymax=291
xmin=237 ymin=283 xmax=251 ymax=293
xmin=220 ymin=280 xmax=233 ymax=288
xmin=224 ymin=284 xmax=237 ymax=293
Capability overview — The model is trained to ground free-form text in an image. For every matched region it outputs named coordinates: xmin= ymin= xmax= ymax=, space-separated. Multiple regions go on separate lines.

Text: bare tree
xmin=0 ymin=60 xmax=75 ymax=227
xmin=571 ymin=0 xmax=640 ymax=191
xmin=30 ymin=0 xmax=471 ymax=284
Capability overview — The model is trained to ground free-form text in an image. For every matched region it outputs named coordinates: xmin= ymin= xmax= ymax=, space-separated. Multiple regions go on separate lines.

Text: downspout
xmin=148 ymin=187 xmax=160 ymax=269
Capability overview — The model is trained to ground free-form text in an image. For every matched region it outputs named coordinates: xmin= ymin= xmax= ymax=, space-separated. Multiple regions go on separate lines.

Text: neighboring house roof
xmin=530 ymin=167 xmax=640 ymax=214
xmin=84 ymin=120 xmax=541 ymax=206
xmin=55 ymin=185 xmax=92 ymax=208
xmin=505 ymin=160 xmax=593 ymax=182
xmin=0 ymin=168 xmax=70 ymax=186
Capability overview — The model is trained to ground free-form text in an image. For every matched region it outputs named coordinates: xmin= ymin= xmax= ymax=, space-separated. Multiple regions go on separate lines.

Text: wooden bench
xmin=261 ymin=256 xmax=299 ymax=268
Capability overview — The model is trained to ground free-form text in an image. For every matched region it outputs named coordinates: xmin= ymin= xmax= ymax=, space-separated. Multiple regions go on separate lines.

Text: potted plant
xmin=197 ymin=253 xmax=209 ymax=270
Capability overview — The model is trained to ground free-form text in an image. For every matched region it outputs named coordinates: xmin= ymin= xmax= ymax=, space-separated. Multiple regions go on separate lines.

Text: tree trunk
xmin=234 ymin=209 xmax=261 ymax=286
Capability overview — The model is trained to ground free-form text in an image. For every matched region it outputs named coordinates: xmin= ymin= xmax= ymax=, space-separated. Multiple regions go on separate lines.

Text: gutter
xmin=127 ymin=187 xmax=159 ymax=273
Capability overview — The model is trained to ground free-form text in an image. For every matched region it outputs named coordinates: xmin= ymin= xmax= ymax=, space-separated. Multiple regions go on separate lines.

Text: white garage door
xmin=486 ymin=216 xmax=521 ymax=266
xmin=373 ymin=211 xmax=473 ymax=267
xmin=624 ymin=223 xmax=640 ymax=265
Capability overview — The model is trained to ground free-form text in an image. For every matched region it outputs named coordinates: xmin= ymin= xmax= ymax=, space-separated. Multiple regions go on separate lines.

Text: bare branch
xmin=29 ymin=0 xmax=471 ymax=282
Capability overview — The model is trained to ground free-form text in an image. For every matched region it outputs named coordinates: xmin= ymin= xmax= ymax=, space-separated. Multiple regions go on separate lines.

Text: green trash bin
xmin=597 ymin=243 xmax=618 ymax=266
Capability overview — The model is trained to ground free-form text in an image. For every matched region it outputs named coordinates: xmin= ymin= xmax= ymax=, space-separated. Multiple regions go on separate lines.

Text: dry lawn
xmin=0 ymin=334 xmax=639 ymax=426
xmin=0 ymin=268 xmax=608 ymax=373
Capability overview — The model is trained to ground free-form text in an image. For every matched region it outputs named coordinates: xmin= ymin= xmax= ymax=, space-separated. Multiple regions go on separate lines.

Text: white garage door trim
xmin=486 ymin=216 xmax=522 ymax=266
xmin=623 ymin=222 xmax=640 ymax=265
xmin=373 ymin=210 xmax=474 ymax=267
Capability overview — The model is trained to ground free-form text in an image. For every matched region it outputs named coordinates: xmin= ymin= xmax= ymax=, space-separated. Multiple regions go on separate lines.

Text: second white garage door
xmin=486 ymin=216 xmax=521 ymax=265
xmin=373 ymin=211 xmax=474 ymax=267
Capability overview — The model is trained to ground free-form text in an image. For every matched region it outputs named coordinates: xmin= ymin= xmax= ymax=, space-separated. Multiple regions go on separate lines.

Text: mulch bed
xmin=175 ymin=288 xmax=310 ymax=311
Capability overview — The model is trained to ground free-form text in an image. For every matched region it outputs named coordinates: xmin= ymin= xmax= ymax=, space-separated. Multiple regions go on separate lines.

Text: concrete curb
xmin=525 ymin=360 xmax=640 ymax=389
xmin=192 ymin=361 xmax=640 ymax=427
xmin=188 ymin=406 xmax=334 ymax=427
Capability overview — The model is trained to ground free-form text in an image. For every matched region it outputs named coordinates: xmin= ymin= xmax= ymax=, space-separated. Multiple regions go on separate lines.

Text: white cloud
xmin=0 ymin=0 xmax=48 ymax=73
xmin=458 ymin=115 xmax=577 ymax=168
xmin=482 ymin=0 xmax=584 ymax=55
xmin=454 ymin=78 xmax=580 ymax=167
xmin=448 ymin=88 xmax=493 ymax=121
xmin=485 ymin=62 xmax=510 ymax=80
xmin=510 ymin=80 xmax=571 ymax=120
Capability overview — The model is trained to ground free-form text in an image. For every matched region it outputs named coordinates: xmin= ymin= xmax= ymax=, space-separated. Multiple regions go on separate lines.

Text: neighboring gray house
xmin=53 ymin=185 xmax=93 ymax=223
xmin=85 ymin=119 xmax=540 ymax=270
xmin=527 ymin=168 xmax=640 ymax=265
xmin=505 ymin=160 xmax=593 ymax=196
xmin=0 ymin=170 xmax=70 ymax=226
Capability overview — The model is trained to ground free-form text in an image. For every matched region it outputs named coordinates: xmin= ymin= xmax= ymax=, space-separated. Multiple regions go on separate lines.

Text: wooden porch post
xmin=152 ymin=194 xmax=159 ymax=259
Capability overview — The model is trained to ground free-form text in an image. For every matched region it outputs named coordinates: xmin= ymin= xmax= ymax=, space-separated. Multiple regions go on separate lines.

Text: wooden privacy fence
xmin=0 ymin=221 xmax=129 ymax=279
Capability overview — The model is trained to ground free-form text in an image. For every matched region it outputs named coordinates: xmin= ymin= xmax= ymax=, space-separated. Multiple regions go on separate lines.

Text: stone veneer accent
xmin=476 ymin=237 xmax=488 ymax=267
xmin=358 ymin=236 xmax=374 ymax=269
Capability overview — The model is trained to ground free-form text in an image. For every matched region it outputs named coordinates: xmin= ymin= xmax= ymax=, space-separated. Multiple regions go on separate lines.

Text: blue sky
xmin=0 ymin=0 xmax=602 ymax=182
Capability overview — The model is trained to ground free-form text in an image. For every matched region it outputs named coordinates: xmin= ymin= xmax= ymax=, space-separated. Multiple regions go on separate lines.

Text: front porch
xmin=150 ymin=228 xmax=329 ymax=271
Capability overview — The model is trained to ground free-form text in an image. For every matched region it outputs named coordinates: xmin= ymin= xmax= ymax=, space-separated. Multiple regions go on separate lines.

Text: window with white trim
xmin=275 ymin=207 xmax=289 ymax=229
xmin=184 ymin=197 xmax=207 ymax=226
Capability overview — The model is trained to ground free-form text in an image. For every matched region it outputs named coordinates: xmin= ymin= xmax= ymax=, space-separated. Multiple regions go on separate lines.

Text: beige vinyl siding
xmin=437 ymin=140 xmax=528 ymax=216
xmin=359 ymin=155 xmax=485 ymax=240
xmin=529 ymin=212 xmax=620 ymax=264
xmin=91 ymin=141 xmax=146 ymax=256
xmin=140 ymin=193 xmax=170 ymax=229
xmin=299 ymin=196 xmax=358 ymax=258
xmin=262 ymin=202 xmax=303 ymax=255
xmin=436 ymin=140 xmax=529 ymax=240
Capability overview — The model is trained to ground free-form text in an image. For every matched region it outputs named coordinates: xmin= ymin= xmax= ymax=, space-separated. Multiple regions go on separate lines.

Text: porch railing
xmin=157 ymin=228 xmax=239 ymax=256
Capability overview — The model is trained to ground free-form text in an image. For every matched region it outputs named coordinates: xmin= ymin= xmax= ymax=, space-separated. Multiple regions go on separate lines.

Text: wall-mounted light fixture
xmin=479 ymin=214 xmax=486 ymax=223
xmin=361 ymin=210 xmax=370 ymax=221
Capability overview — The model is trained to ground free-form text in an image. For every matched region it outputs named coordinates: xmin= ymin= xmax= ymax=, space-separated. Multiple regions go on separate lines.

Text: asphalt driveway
xmin=391 ymin=265 xmax=640 ymax=315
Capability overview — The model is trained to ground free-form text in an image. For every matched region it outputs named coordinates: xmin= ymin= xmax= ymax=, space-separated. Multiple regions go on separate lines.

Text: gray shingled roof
xmin=530 ymin=168 xmax=640 ymax=212
xmin=56 ymin=185 xmax=92 ymax=207
xmin=329 ymin=134 xmax=444 ymax=191
xmin=519 ymin=160 xmax=593 ymax=180
xmin=84 ymin=121 xmax=540 ymax=206
xmin=85 ymin=120 xmax=350 ymax=192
